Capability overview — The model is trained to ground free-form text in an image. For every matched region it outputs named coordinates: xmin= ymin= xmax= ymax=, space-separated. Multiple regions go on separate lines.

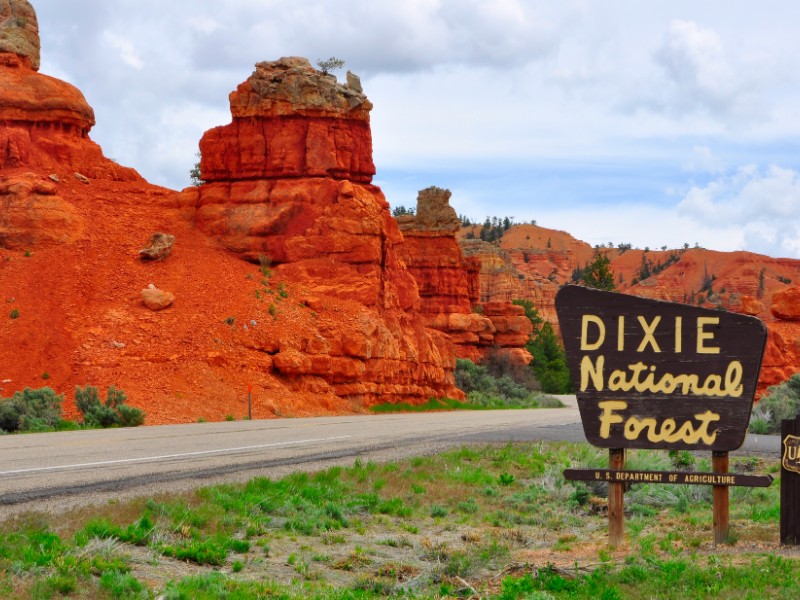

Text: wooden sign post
xmin=781 ymin=414 xmax=800 ymax=545
xmin=556 ymin=285 xmax=768 ymax=547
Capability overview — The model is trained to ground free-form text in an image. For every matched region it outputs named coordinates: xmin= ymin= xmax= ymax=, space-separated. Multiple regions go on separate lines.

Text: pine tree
xmin=582 ymin=251 xmax=616 ymax=291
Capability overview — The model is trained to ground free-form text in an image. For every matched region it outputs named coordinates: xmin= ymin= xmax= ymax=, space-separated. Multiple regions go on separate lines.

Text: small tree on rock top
xmin=316 ymin=56 xmax=345 ymax=75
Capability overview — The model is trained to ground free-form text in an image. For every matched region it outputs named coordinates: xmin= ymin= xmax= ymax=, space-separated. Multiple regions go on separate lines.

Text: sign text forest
xmin=556 ymin=286 xmax=767 ymax=452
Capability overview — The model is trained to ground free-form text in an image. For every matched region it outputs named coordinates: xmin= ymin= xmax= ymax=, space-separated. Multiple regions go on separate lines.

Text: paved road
xmin=0 ymin=396 xmax=781 ymax=519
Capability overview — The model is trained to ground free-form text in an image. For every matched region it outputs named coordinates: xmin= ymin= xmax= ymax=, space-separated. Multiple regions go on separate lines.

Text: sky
xmin=33 ymin=0 xmax=800 ymax=258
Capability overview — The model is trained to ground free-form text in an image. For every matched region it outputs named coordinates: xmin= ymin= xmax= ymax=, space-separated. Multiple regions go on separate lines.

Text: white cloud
xmin=682 ymin=145 xmax=725 ymax=174
xmin=102 ymin=31 xmax=144 ymax=70
xmin=646 ymin=20 xmax=762 ymax=122
xmin=678 ymin=165 xmax=800 ymax=257
xmin=28 ymin=1 xmax=800 ymax=258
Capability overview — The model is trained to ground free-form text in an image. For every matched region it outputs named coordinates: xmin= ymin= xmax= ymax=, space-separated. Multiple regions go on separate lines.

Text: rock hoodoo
xmin=397 ymin=187 xmax=532 ymax=365
xmin=0 ymin=1 xmax=138 ymax=180
xmin=199 ymin=57 xmax=374 ymax=184
xmin=0 ymin=0 xmax=39 ymax=70
xmin=178 ymin=58 xmax=462 ymax=407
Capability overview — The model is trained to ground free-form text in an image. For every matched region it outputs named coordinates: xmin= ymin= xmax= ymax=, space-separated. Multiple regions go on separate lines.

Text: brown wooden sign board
xmin=555 ymin=285 xmax=768 ymax=452
xmin=564 ymin=468 xmax=773 ymax=487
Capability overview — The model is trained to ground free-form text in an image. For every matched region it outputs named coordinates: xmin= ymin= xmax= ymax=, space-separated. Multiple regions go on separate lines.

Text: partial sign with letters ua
xmin=556 ymin=285 xmax=767 ymax=452
xmin=783 ymin=435 xmax=800 ymax=475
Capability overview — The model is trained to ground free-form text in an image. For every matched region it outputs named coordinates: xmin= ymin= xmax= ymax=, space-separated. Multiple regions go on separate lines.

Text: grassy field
xmin=0 ymin=441 xmax=796 ymax=599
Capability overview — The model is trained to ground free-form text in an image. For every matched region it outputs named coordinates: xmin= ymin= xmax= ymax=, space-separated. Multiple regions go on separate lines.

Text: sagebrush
xmin=749 ymin=373 xmax=800 ymax=434
xmin=75 ymin=385 xmax=145 ymax=428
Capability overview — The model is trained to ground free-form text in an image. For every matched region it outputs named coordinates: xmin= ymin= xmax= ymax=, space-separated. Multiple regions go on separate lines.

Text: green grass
xmin=0 ymin=442 xmax=789 ymax=599
xmin=370 ymin=394 xmax=562 ymax=413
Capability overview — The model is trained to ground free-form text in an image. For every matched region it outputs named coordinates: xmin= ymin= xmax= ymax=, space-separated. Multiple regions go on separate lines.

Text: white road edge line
xmin=0 ymin=436 xmax=353 ymax=476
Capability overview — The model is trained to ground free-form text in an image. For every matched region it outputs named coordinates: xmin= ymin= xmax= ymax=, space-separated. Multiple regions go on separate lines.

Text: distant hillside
xmin=458 ymin=222 xmax=800 ymax=394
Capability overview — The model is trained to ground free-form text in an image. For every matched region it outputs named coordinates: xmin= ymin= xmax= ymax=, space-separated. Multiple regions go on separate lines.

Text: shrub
xmin=0 ymin=387 xmax=64 ymax=433
xmin=749 ymin=374 xmax=800 ymax=434
xmin=75 ymin=385 xmax=145 ymax=428
xmin=455 ymin=358 xmax=560 ymax=409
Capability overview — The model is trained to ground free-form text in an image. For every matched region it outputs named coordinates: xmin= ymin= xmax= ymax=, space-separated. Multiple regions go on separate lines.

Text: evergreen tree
xmin=581 ymin=251 xmax=616 ymax=291
xmin=513 ymin=299 xmax=572 ymax=394
xmin=527 ymin=323 xmax=573 ymax=393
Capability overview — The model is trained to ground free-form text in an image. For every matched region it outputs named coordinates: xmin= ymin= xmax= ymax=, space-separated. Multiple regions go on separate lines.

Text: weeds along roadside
xmin=0 ymin=441 xmax=792 ymax=599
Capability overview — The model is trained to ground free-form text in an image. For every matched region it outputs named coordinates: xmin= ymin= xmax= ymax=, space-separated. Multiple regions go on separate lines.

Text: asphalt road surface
xmin=0 ymin=396 xmax=781 ymax=519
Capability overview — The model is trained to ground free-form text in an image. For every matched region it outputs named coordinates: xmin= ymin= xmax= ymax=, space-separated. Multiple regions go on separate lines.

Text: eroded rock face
xmin=179 ymin=59 xmax=462 ymax=406
xmin=0 ymin=172 xmax=84 ymax=248
xmin=397 ymin=187 xmax=532 ymax=364
xmin=0 ymin=0 xmax=39 ymax=70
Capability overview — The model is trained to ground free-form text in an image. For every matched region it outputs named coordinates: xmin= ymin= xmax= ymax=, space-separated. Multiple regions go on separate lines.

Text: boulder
xmin=739 ymin=295 xmax=766 ymax=316
xmin=141 ymin=285 xmax=175 ymax=311
xmin=139 ymin=232 xmax=175 ymax=261
xmin=772 ymin=287 xmax=800 ymax=321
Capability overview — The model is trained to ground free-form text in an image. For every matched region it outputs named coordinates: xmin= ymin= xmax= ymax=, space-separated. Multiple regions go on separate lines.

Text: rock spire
xmin=0 ymin=0 xmax=39 ymax=70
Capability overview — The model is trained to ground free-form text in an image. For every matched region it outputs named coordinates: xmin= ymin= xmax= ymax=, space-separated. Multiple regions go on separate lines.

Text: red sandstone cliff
xmin=0 ymin=6 xmax=471 ymax=422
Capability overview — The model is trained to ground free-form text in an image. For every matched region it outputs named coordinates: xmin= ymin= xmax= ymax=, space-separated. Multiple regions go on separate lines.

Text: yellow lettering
xmin=724 ymin=361 xmax=743 ymax=397
xmin=637 ymin=316 xmax=662 ymax=352
xmin=598 ymin=400 xmax=626 ymax=438
xmin=690 ymin=411 xmax=720 ymax=445
xmin=597 ymin=403 xmax=721 ymax=446
xmin=617 ymin=316 xmax=625 ymax=351
xmin=600 ymin=360 xmax=743 ymax=397
xmin=697 ymin=317 xmax=720 ymax=354
xmin=624 ymin=416 xmax=657 ymax=441
xmin=581 ymin=315 xmax=606 ymax=351
xmin=675 ymin=316 xmax=683 ymax=353
xmin=580 ymin=355 xmax=605 ymax=392
xmin=658 ymin=419 xmax=677 ymax=441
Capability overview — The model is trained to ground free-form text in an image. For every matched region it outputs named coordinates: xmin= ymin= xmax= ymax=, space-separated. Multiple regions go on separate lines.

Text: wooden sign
xmin=555 ymin=285 xmax=767 ymax=452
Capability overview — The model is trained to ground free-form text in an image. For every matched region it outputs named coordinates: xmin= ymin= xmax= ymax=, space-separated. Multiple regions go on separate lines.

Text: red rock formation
xmin=199 ymin=57 xmax=374 ymax=184
xmin=397 ymin=187 xmax=532 ymax=364
xmin=0 ymin=2 xmax=139 ymax=181
xmin=178 ymin=58 xmax=462 ymax=407
xmin=0 ymin=53 xmax=139 ymax=180
xmin=459 ymin=223 xmax=800 ymax=395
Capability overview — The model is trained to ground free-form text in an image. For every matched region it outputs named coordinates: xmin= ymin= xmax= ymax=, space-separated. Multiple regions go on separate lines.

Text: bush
xmin=75 ymin=385 xmax=145 ymax=428
xmin=455 ymin=358 xmax=560 ymax=409
xmin=749 ymin=374 xmax=800 ymax=434
xmin=482 ymin=346 xmax=541 ymax=392
xmin=0 ymin=387 xmax=64 ymax=433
